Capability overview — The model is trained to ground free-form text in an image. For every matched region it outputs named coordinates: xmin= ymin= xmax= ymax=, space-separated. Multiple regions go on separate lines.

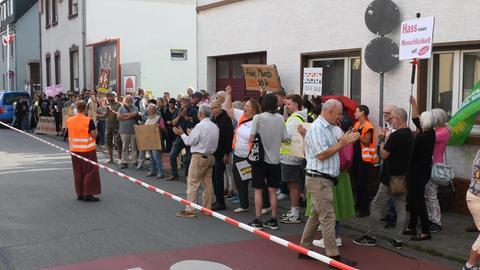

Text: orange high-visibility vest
xmin=353 ymin=120 xmax=378 ymax=164
xmin=232 ymin=114 xmax=251 ymax=150
xmin=66 ymin=114 xmax=96 ymax=153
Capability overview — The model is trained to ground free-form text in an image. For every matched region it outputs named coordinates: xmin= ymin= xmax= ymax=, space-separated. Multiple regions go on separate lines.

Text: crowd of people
xmin=28 ymin=84 xmax=480 ymax=270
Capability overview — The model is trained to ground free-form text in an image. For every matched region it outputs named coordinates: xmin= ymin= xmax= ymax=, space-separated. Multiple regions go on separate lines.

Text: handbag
xmin=388 ymin=175 xmax=407 ymax=195
xmin=431 ymin=152 xmax=454 ymax=186
xmin=247 ymin=133 xmax=265 ymax=165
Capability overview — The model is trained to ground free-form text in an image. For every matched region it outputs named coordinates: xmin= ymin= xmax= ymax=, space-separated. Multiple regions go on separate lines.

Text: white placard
xmin=235 ymin=160 xmax=252 ymax=181
xmin=290 ymin=122 xmax=311 ymax=158
xmin=399 ymin=16 xmax=435 ymax=60
xmin=303 ymin=68 xmax=323 ymax=96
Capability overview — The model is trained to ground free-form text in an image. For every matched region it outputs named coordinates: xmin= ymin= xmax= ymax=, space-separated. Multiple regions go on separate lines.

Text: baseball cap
xmin=107 ymin=91 xmax=117 ymax=97
xmin=191 ymin=92 xmax=202 ymax=99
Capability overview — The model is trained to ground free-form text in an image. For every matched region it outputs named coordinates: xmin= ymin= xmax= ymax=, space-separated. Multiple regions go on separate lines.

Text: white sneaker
xmin=104 ymin=159 xmax=113 ymax=164
xmin=277 ymin=193 xmax=288 ymax=201
xmin=312 ymin=238 xmax=343 ymax=248
xmin=280 ymin=214 xmax=301 ymax=224
xmin=280 ymin=210 xmax=292 ymax=218
xmin=233 ymin=207 xmax=248 ymax=213
xmin=261 ymin=207 xmax=272 ymax=215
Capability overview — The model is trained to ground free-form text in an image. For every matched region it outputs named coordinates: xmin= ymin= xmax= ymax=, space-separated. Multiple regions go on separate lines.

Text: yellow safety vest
xmin=280 ymin=114 xmax=304 ymax=155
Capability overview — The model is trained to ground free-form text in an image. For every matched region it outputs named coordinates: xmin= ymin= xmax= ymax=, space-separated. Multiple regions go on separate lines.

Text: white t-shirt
xmin=233 ymin=111 xmax=252 ymax=158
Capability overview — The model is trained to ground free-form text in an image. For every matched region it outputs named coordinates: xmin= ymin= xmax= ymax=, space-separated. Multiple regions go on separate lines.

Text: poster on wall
xmin=123 ymin=75 xmax=136 ymax=95
xmin=303 ymin=68 xmax=323 ymax=96
xmin=399 ymin=16 xmax=435 ymax=60
xmin=94 ymin=40 xmax=119 ymax=96
xmin=242 ymin=64 xmax=282 ymax=91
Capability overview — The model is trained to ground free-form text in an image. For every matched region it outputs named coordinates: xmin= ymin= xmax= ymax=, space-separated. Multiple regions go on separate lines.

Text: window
xmin=427 ymin=48 xmax=480 ymax=133
xmin=46 ymin=54 xmax=51 ymax=86
xmin=52 ymin=0 xmax=58 ymax=25
xmin=8 ymin=0 xmax=12 ymax=16
xmin=309 ymin=56 xmax=361 ymax=103
xmin=70 ymin=46 xmax=79 ymax=91
xmin=54 ymin=51 xmax=60 ymax=85
xmin=69 ymin=0 xmax=78 ymax=17
xmin=1 ymin=42 xmax=4 ymax=61
xmin=45 ymin=0 xmax=51 ymax=28
xmin=170 ymin=49 xmax=187 ymax=60
xmin=0 ymin=6 xmax=3 ymax=22
xmin=217 ymin=61 xmax=229 ymax=79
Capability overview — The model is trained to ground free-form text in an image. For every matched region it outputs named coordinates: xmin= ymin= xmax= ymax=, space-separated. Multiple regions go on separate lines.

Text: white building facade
xmin=41 ymin=0 xmax=197 ymax=97
xmin=197 ymin=0 xmax=480 ymax=194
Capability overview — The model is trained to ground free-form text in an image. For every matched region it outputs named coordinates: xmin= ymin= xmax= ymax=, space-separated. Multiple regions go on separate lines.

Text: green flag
xmin=448 ymin=80 xmax=480 ymax=145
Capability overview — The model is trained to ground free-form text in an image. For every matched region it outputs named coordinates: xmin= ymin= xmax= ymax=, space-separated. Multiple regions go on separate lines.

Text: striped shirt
xmin=305 ymin=115 xmax=340 ymax=177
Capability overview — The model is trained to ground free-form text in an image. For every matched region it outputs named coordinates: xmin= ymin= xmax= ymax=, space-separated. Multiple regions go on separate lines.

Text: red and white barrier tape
xmin=0 ymin=122 xmax=358 ymax=270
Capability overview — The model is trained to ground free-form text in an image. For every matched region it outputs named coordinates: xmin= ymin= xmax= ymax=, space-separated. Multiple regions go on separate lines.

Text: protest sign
xmin=135 ymin=125 xmax=162 ymax=151
xmin=242 ymin=64 xmax=282 ymax=91
xmin=290 ymin=122 xmax=311 ymax=158
xmin=34 ymin=116 xmax=57 ymax=135
xmin=235 ymin=160 xmax=252 ymax=181
xmin=399 ymin=16 xmax=435 ymax=60
xmin=44 ymin=85 xmax=63 ymax=97
xmin=303 ymin=68 xmax=323 ymax=96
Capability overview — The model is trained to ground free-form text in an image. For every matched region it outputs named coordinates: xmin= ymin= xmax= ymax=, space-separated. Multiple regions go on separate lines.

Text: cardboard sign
xmin=242 ymin=64 xmax=282 ymax=91
xmin=34 ymin=116 xmax=57 ymax=135
xmin=290 ymin=122 xmax=311 ymax=158
xmin=235 ymin=160 xmax=252 ymax=181
xmin=135 ymin=125 xmax=162 ymax=151
xmin=88 ymin=102 xmax=98 ymax=122
xmin=399 ymin=16 xmax=435 ymax=60
xmin=303 ymin=68 xmax=323 ymax=96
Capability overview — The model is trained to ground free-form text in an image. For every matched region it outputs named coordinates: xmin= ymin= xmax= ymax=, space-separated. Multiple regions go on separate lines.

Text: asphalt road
xmin=0 ymin=127 xmax=460 ymax=270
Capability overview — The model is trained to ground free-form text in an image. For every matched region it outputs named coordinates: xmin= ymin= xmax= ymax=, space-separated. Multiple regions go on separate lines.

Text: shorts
xmin=281 ymin=163 xmax=304 ymax=184
xmin=251 ymin=161 xmax=281 ymax=189
xmin=106 ymin=128 xmax=122 ymax=148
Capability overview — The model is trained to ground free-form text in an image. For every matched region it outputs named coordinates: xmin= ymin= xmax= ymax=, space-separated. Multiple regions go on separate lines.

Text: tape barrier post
xmin=0 ymin=121 xmax=359 ymax=270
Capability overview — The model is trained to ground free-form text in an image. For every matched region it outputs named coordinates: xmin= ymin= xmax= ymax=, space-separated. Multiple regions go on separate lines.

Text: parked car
xmin=0 ymin=91 xmax=31 ymax=123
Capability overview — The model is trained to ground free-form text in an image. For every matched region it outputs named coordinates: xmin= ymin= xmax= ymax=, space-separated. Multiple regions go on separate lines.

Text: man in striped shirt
xmin=298 ymin=99 xmax=359 ymax=267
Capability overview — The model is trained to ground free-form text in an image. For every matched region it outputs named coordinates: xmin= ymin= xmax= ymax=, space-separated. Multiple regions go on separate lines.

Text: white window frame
xmin=427 ymin=49 xmax=480 ymax=134
xmin=8 ymin=0 xmax=12 ymax=16
xmin=308 ymin=56 xmax=360 ymax=98
xmin=170 ymin=49 xmax=187 ymax=60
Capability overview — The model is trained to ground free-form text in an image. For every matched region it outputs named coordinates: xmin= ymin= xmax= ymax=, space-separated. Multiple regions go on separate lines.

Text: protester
xmin=164 ymin=98 xmax=178 ymax=153
xmin=297 ymin=99 xmax=359 ymax=267
xmin=50 ymin=95 xmax=62 ymax=136
xmin=30 ymin=94 xmax=40 ymax=131
xmin=134 ymin=88 xmax=146 ymax=112
xmin=225 ymin=86 xmax=261 ymax=213
xmin=174 ymin=105 xmax=219 ymax=218
xmin=117 ymin=95 xmax=139 ymax=169
xmin=210 ymin=100 xmax=234 ymax=211
xmin=279 ymin=94 xmax=307 ymax=224
xmin=66 ymin=100 xmax=101 ymax=202
xmin=104 ymin=91 xmax=122 ymax=164
xmin=96 ymin=98 xmax=108 ymax=147
xmin=144 ymin=104 xmax=165 ymax=179
xmin=187 ymin=87 xmax=194 ymax=97
xmin=353 ymin=108 xmax=413 ymax=249
xmin=351 ymin=105 xmax=378 ymax=218
xmin=404 ymin=105 xmax=436 ymax=241
xmin=427 ymin=108 xmax=451 ymax=233
xmin=39 ymin=94 xmax=51 ymax=117
xmin=163 ymin=92 xmax=171 ymax=104
xmin=247 ymin=93 xmax=287 ymax=230
xmin=169 ymin=95 xmax=198 ymax=180
xmin=463 ymin=149 xmax=480 ymax=270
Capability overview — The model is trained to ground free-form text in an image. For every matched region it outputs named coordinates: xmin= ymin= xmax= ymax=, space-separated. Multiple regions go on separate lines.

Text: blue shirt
xmin=305 ymin=115 xmax=340 ymax=177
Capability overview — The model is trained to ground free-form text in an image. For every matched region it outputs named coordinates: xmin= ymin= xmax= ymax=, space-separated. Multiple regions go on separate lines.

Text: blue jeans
xmin=21 ymin=114 xmax=29 ymax=131
xmin=149 ymin=150 xmax=164 ymax=176
xmin=169 ymin=137 xmax=186 ymax=177
xmin=96 ymin=119 xmax=106 ymax=145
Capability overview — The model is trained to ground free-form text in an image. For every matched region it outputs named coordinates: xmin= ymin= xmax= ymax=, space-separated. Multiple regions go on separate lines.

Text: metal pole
xmin=7 ymin=23 xmax=9 ymax=91
xmin=379 ymin=72 xmax=384 ymax=127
